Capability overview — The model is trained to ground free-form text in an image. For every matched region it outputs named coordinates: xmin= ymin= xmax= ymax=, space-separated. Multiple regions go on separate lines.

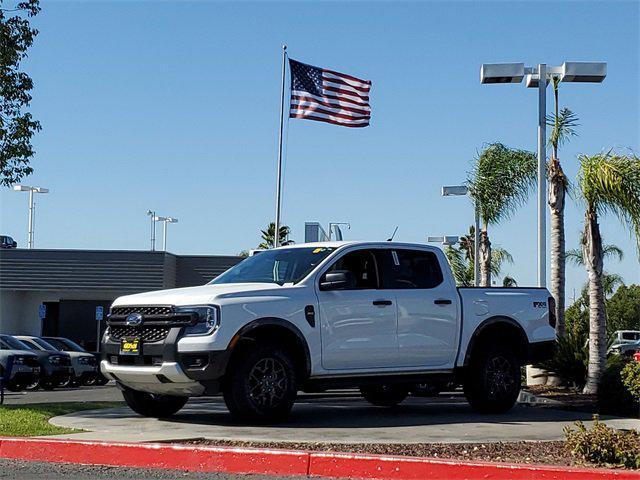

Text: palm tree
xmin=567 ymin=242 xmax=625 ymax=299
xmin=577 ymin=152 xmax=640 ymax=394
xmin=258 ymin=222 xmax=294 ymax=249
xmin=547 ymin=77 xmax=580 ymax=338
xmin=467 ymin=143 xmax=537 ymax=286
xmin=445 ymin=226 xmax=515 ymax=287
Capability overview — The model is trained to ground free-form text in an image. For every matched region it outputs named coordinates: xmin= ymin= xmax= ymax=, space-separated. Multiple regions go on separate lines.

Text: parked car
xmin=42 ymin=337 xmax=100 ymax=386
xmin=0 ymin=235 xmax=17 ymax=249
xmin=101 ymin=241 xmax=556 ymax=423
xmin=6 ymin=335 xmax=73 ymax=390
xmin=0 ymin=336 xmax=41 ymax=392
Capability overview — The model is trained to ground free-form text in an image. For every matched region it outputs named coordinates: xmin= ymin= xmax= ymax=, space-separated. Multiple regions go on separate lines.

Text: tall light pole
xmin=154 ymin=216 xmax=178 ymax=251
xmin=480 ymin=61 xmax=606 ymax=287
xmin=147 ymin=210 xmax=157 ymax=251
xmin=442 ymin=185 xmax=480 ymax=286
xmin=13 ymin=185 xmax=49 ymax=249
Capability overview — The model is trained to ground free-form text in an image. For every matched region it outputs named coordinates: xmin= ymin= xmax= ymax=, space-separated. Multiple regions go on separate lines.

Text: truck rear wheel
xmin=464 ymin=344 xmax=521 ymax=413
xmin=122 ymin=388 xmax=188 ymax=418
xmin=360 ymin=385 xmax=408 ymax=407
xmin=223 ymin=345 xmax=297 ymax=423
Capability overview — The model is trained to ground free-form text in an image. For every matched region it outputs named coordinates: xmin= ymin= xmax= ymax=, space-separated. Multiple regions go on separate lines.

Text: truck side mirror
xmin=320 ymin=270 xmax=356 ymax=291
xmin=12 ymin=241 xmax=17 ymax=248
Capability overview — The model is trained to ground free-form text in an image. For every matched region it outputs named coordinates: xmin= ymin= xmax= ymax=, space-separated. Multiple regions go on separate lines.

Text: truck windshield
xmin=0 ymin=335 xmax=30 ymax=351
xmin=211 ymin=247 xmax=336 ymax=286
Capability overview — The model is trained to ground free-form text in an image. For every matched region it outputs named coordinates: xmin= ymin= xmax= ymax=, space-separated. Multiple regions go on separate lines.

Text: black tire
xmin=223 ymin=345 xmax=297 ymax=423
xmin=25 ymin=378 xmax=40 ymax=391
xmin=121 ymin=388 xmax=188 ymax=418
xmin=463 ymin=344 xmax=521 ymax=414
xmin=94 ymin=375 xmax=109 ymax=386
xmin=41 ymin=379 xmax=56 ymax=390
xmin=5 ymin=381 xmax=27 ymax=392
xmin=360 ymin=385 xmax=408 ymax=406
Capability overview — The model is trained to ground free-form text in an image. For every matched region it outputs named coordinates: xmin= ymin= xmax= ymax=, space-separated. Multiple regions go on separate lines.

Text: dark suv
xmin=0 ymin=235 xmax=17 ymax=249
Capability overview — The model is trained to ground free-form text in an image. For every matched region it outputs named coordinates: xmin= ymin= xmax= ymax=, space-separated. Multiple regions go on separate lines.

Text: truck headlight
xmin=177 ymin=306 xmax=219 ymax=336
xmin=48 ymin=355 xmax=62 ymax=365
xmin=78 ymin=356 xmax=95 ymax=365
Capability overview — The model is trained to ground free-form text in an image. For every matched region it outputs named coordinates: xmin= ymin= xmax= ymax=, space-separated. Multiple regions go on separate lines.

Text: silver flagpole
xmin=274 ymin=45 xmax=288 ymax=248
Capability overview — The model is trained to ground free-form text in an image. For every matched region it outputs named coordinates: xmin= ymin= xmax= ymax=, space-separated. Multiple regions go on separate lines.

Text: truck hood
xmin=113 ymin=283 xmax=286 ymax=307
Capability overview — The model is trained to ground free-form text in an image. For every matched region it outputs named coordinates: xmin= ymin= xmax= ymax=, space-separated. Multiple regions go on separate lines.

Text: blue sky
xmin=1 ymin=0 xmax=639 ymax=297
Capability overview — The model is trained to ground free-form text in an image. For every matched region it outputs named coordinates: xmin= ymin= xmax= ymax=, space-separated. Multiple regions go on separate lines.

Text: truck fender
xmin=227 ymin=317 xmax=312 ymax=378
xmin=463 ymin=316 xmax=529 ymax=366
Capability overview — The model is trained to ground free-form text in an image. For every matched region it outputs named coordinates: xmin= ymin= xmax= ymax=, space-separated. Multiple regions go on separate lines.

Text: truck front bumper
xmin=101 ymin=329 xmax=231 ymax=396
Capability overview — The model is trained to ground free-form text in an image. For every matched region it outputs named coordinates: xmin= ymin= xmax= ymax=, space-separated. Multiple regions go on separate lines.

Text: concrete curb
xmin=1 ymin=437 xmax=639 ymax=479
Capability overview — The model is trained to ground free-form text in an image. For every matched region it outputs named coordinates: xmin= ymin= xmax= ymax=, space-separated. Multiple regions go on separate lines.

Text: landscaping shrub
xmin=622 ymin=361 xmax=640 ymax=401
xmin=564 ymin=417 xmax=640 ymax=468
xmin=539 ymin=332 xmax=587 ymax=387
xmin=598 ymin=355 xmax=638 ymax=417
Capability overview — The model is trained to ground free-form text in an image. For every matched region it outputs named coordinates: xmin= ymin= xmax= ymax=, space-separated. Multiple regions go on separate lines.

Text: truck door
xmin=376 ymin=248 xmax=459 ymax=368
xmin=316 ymin=248 xmax=399 ymax=370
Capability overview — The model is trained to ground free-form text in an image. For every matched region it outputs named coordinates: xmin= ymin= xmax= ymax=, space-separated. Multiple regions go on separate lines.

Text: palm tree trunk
xmin=548 ymin=157 xmax=567 ymax=337
xmin=479 ymin=229 xmax=491 ymax=287
xmin=582 ymin=208 xmax=606 ymax=395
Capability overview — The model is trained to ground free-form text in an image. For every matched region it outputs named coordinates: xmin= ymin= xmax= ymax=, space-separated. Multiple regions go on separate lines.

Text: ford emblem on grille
xmin=125 ymin=313 xmax=143 ymax=326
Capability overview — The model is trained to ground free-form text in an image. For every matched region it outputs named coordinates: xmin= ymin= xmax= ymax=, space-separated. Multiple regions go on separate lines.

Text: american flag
xmin=289 ymin=58 xmax=371 ymax=128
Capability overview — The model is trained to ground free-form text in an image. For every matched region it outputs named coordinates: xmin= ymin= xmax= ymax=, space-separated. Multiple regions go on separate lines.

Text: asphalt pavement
xmin=0 ymin=459 xmax=304 ymax=480
xmin=1 ymin=384 xmax=122 ymax=405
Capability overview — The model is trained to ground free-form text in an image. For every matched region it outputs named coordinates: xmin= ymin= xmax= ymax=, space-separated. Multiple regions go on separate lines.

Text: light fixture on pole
xmin=480 ymin=61 xmax=606 ymax=287
xmin=328 ymin=222 xmax=351 ymax=241
xmin=153 ymin=215 xmax=178 ymax=251
xmin=426 ymin=235 xmax=460 ymax=247
xmin=442 ymin=185 xmax=480 ymax=286
xmin=147 ymin=210 xmax=156 ymax=251
xmin=13 ymin=185 xmax=49 ymax=249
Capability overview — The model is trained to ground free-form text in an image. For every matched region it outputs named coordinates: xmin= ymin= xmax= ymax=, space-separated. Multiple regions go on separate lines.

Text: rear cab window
xmin=376 ymin=249 xmax=443 ymax=289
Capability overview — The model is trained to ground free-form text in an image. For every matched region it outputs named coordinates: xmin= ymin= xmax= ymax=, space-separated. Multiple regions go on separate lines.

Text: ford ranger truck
xmin=101 ymin=242 xmax=556 ymax=423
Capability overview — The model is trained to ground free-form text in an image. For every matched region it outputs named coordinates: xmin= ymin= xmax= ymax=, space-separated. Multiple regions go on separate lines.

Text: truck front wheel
xmin=360 ymin=385 xmax=408 ymax=407
xmin=121 ymin=388 xmax=188 ymax=418
xmin=223 ymin=345 xmax=297 ymax=423
xmin=464 ymin=345 xmax=521 ymax=413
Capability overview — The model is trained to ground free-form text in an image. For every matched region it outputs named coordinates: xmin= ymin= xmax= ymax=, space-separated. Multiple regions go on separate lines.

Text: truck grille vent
xmin=108 ymin=326 xmax=171 ymax=343
xmin=110 ymin=306 xmax=173 ymax=316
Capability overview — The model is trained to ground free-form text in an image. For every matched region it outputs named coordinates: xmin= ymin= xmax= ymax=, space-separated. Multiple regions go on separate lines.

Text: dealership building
xmin=0 ymin=249 xmax=241 ymax=350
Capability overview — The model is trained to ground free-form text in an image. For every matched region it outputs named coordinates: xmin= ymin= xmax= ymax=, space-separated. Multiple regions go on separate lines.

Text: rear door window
xmin=377 ymin=249 xmax=443 ymax=289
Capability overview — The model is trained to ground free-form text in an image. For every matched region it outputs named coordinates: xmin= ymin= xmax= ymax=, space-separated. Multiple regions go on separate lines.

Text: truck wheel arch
xmin=227 ymin=318 xmax=311 ymax=381
xmin=463 ymin=316 xmax=529 ymax=366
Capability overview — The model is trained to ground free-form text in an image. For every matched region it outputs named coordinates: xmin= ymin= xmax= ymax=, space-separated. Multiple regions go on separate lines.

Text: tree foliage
xmin=258 ymin=222 xmax=293 ymax=249
xmin=0 ymin=0 xmax=41 ymax=186
xmin=467 ymin=142 xmax=537 ymax=227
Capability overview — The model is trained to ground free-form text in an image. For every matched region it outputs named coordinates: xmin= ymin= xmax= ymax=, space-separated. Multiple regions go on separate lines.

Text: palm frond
xmin=578 ymin=152 xmax=640 ymax=255
xmin=566 ymin=243 xmax=624 ymax=266
xmin=444 ymin=246 xmax=473 ymax=287
xmin=546 ymin=107 xmax=580 ymax=151
xmin=468 ymin=143 xmax=537 ymax=226
xmin=502 ymin=275 xmax=518 ymax=287
xmin=490 ymin=247 xmax=513 ymax=275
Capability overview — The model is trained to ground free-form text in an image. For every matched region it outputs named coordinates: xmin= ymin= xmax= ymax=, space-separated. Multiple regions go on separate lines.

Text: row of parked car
xmin=0 ymin=334 xmax=108 ymax=392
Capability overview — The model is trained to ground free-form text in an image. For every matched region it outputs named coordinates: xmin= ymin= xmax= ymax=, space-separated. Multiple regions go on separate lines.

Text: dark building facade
xmin=0 ymin=249 xmax=241 ymax=350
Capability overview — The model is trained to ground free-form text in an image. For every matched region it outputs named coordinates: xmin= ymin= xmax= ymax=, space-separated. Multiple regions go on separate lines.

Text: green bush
xmin=622 ymin=361 xmax=640 ymax=401
xmin=539 ymin=332 xmax=587 ymax=387
xmin=564 ymin=417 xmax=640 ymax=468
xmin=598 ymin=355 xmax=638 ymax=416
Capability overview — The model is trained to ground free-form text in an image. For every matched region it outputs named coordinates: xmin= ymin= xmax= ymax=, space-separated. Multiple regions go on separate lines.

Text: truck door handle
xmin=434 ymin=299 xmax=452 ymax=305
xmin=373 ymin=300 xmax=393 ymax=306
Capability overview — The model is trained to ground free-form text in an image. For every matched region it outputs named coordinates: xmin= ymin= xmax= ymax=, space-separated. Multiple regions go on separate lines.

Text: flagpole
xmin=274 ymin=44 xmax=288 ymax=248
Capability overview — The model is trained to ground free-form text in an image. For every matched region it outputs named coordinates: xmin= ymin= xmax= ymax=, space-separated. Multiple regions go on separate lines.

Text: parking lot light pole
xmin=154 ymin=216 xmax=178 ymax=251
xmin=427 ymin=235 xmax=460 ymax=247
xmin=480 ymin=61 xmax=606 ymax=287
xmin=442 ymin=185 xmax=480 ymax=286
xmin=13 ymin=185 xmax=50 ymax=249
xmin=147 ymin=210 xmax=156 ymax=251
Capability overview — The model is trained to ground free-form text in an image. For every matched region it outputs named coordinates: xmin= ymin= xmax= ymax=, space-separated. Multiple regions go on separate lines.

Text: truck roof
xmin=274 ymin=241 xmax=439 ymax=250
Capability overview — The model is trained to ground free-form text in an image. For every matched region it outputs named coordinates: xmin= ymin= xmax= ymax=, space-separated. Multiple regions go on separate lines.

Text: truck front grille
xmin=108 ymin=326 xmax=171 ymax=343
xmin=110 ymin=305 xmax=173 ymax=316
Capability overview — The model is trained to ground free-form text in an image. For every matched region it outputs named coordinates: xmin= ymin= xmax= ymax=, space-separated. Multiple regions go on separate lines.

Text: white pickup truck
xmin=101 ymin=242 xmax=556 ymax=423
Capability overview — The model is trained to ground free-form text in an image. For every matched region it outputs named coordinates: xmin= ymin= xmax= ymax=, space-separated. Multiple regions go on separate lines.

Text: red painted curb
xmin=0 ymin=438 xmax=309 ymax=477
xmin=1 ymin=437 xmax=639 ymax=479
xmin=308 ymin=451 xmax=640 ymax=480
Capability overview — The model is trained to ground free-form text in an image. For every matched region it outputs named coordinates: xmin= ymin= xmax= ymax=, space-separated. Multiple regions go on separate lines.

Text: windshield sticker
xmin=313 ymin=248 xmax=327 ymax=254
